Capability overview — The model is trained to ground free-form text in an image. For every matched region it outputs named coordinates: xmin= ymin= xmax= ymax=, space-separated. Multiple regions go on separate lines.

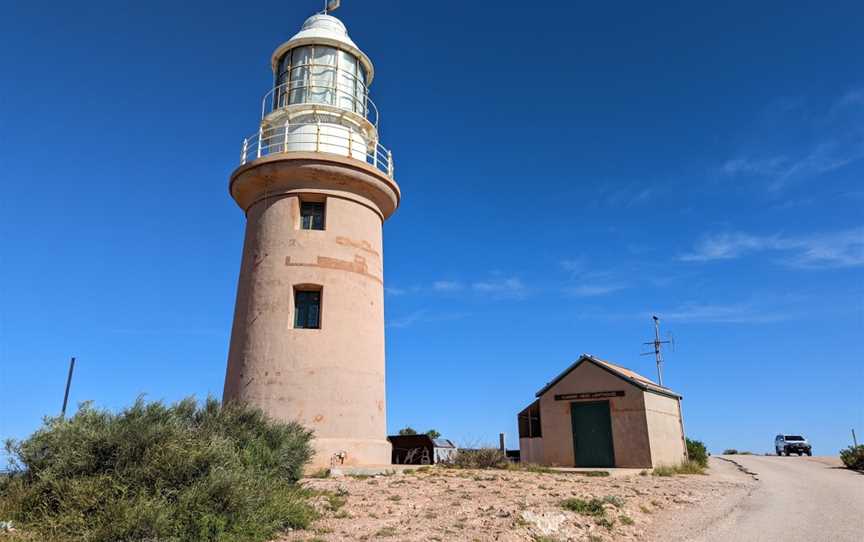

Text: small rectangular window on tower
xmin=300 ymin=201 xmax=325 ymax=230
xmin=294 ymin=289 xmax=321 ymax=329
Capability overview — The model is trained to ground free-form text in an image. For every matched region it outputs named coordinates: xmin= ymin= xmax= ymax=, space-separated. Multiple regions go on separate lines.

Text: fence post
xmin=256 ymin=125 xmax=263 ymax=158
xmin=387 ymin=150 xmax=393 ymax=177
xmin=61 ymin=357 xmax=76 ymax=418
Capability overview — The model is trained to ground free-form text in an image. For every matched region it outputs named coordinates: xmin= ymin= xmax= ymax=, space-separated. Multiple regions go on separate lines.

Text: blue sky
xmin=1 ymin=0 xmax=862 ymax=460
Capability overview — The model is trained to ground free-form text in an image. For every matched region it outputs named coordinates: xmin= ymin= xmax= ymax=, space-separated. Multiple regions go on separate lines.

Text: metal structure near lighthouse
xmin=223 ymin=7 xmax=400 ymax=468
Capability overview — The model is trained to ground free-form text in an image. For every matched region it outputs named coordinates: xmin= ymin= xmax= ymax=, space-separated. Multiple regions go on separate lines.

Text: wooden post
xmin=61 ymin=357 xmax=76 ymax=418
xmin=853 ymin=428 xmax=858 ymax=447
xmin=499 ymin=432 xmax=506 ymax=452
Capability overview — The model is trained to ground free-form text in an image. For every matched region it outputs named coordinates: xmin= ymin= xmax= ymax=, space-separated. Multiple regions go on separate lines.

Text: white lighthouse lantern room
xmin=244 ymin=13 xmax=391 ymax=174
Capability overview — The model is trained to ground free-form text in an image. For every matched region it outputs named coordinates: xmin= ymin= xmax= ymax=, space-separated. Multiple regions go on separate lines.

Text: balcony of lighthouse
xmin=239 ymin=112 xmax=393 ymax=179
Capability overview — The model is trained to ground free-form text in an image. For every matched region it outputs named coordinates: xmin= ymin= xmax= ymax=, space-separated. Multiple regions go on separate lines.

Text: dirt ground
xmin=278 ymin=461 xmax=754 ymax=542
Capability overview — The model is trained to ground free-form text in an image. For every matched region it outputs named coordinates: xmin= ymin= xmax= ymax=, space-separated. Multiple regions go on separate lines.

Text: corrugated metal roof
xmin=535 ymin=354 xmax=682 ymax=399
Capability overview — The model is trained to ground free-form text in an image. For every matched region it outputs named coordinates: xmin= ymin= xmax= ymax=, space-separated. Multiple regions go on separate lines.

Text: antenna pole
xmin=652 ymin=316 xmax=663 ymax=386
xmin=61 ymin=357 xmax=76 ymax=418
xmin=642 ymin=316 xmax=671 ymax=385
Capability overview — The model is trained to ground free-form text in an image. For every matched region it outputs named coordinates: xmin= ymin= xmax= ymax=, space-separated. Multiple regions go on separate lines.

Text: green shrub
xmin=723 ymin=448 xmax=739 ymax=455
xmin=579 ymin=470 xmax=610 ymax=477
xmin=560 ymin=497 xmax=606 ymax=516
xmin=839 ymin=445 xmax=864 ymax=471
xmin=652 ymin=460 xmax=706 ymax=476
xmin=0 ymin=397 xmax=315 ymax=542
xmin=442 ymin=448 xmax=509 ymax=469
xmin=686 ymin=438 xmax=708 ymax=467
xmin=511 ymin=463 xmax=553 ymax=473
xmin=602 ymin=495 xmax=624 ymax=508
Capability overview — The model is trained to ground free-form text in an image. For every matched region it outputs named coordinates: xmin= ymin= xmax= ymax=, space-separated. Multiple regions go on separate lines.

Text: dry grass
xmin=652 ymin=460 xmax=707 ymax=476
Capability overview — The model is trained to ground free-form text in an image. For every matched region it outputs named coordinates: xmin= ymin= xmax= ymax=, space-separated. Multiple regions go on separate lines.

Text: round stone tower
xmin=223 ymin=12 xmax=400 ymax=468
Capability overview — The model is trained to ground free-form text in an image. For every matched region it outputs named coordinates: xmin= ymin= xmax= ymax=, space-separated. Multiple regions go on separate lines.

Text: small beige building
xmin=518 ymin=354 xmax=687 ymax=468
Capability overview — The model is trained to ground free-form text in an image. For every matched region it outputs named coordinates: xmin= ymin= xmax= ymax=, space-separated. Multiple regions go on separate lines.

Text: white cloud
xmin=721 ymin=89 xmax=864 ymax=191
xmin=471 ymin=277 xmax=526 ymax=298
xmin=565 ymin=284 xmax=627 ymax=297
xmin=722 ymin=156 xmax=789 ymax=177
xmin=723 ymin=143 xmax=864 ymax=192
xmin=385 ymin=287 xmax=407 ymax=296
xmin=385 ymin=277 xmax=523 ymax=298
xmin=387 ymin=309 xmax=428 ymax=329
xmin=655 ymin=303 xmax=794 ymax=324
xmin=680 ymin=227 xmax=864 ymax=269
xmin=560 ymin=259 xmax=629 ymax=297
xmin=386 ymin=309 xmax=468 ymax=329
xmin=432 ymin=280 xmax=464 ymax=292
xmin=594 ymin=183 xmax=657 ymax=208
xmin=560 ymin=259 xmax=585 ymax=274
xmin=679 ymin=232 xmax=777 ymax=262
xmin=787 ymin=228 xmax=864 ymax=269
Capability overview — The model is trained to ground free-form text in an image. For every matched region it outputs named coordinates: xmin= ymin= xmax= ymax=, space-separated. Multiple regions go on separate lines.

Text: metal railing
xmin=240 ymin=121 xmax=394 ymax=178
xmin=262 ymin=81 xmax=379 ymax=127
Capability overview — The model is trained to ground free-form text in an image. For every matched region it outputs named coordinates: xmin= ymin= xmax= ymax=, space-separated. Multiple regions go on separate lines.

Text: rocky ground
xmin=278 ymin=459 xmax=754 ymax=541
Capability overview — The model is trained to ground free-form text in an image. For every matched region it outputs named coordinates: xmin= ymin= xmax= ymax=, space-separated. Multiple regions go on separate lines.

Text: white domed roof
xmin=270 ymin=14 xmax=374 ymax=83
xmin=295 ymin=14 xmax=354 ymax=45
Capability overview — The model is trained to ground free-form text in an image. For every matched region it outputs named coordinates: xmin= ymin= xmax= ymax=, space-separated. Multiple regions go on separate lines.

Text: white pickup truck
xmin=775 ymin=434 xmax=812 ymax=456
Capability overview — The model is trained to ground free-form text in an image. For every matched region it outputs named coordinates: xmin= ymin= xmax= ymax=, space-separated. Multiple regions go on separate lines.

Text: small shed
xmin=388 ymin=435 xmax=458 ymax=465
xmin=518 ymin=354 xmax=687 ymax=468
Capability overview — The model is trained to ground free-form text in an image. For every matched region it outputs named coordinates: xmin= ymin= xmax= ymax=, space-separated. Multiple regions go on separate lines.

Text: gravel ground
xmin=277 ymin=462 xmax=754 ymax=541
xmin=650 ymin=455 xmax=863 ymax=542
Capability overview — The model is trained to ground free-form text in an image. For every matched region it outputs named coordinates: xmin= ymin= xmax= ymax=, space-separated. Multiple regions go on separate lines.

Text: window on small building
xmin=300 ymin=201 xmax=325 ymax=230
xmin=517 ymin=401 xmax=542 ymax=438
xmin=294 ymin=289 xmax=321 ymax=329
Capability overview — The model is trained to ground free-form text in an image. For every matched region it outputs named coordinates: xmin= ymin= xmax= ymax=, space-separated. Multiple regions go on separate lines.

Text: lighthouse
xmin=223 ymin=8 xmax=400 ymax=468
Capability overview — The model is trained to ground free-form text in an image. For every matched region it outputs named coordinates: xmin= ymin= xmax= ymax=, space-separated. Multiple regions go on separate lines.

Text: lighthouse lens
xmin=274 ymin=45 xmax=368 ymax=117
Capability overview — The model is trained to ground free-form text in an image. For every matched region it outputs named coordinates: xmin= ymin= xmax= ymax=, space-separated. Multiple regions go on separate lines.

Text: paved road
xmin=685 ymin=455 xmax=863 ymax=542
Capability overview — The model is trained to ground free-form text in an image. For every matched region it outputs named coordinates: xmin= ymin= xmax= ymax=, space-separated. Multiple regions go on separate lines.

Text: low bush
xmin=0 ymin=397 xmax=315 ymax=542
xmin=442 ymin=448 xmax=510 ymax=469
xmin=839 ymin=445 xmax=864 ymax=471
xmin=579 ymin=470 xmax=610 ymax=477
xmin=723 ymin=448 xmax=739 ymax=455
xmin=560 ymin=497 xmax=606 ymax=516
xmin=686 ymin=438 xmax=708 ymax=467
xmin=601 ymin=495 xmax=624 ymax=508
xmin=652 ymin=460 xmax=706 ymax=476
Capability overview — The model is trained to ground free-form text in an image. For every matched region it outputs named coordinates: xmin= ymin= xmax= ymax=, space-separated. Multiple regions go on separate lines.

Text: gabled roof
xmin=535 ymin=354 xmax=682 ymax=400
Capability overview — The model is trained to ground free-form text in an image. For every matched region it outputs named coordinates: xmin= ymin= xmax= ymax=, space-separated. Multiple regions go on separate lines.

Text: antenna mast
xmin=642 ymin=315 xmax=671 ymax=386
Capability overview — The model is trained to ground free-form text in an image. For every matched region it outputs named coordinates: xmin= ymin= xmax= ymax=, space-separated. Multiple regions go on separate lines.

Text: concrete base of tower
xmin=308 ymin=437 xmax=393 ymax=469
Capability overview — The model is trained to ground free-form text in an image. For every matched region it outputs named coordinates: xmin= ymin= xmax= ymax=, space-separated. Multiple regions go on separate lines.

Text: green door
xmin=570 ymin=401 xmax=615 ymax=467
